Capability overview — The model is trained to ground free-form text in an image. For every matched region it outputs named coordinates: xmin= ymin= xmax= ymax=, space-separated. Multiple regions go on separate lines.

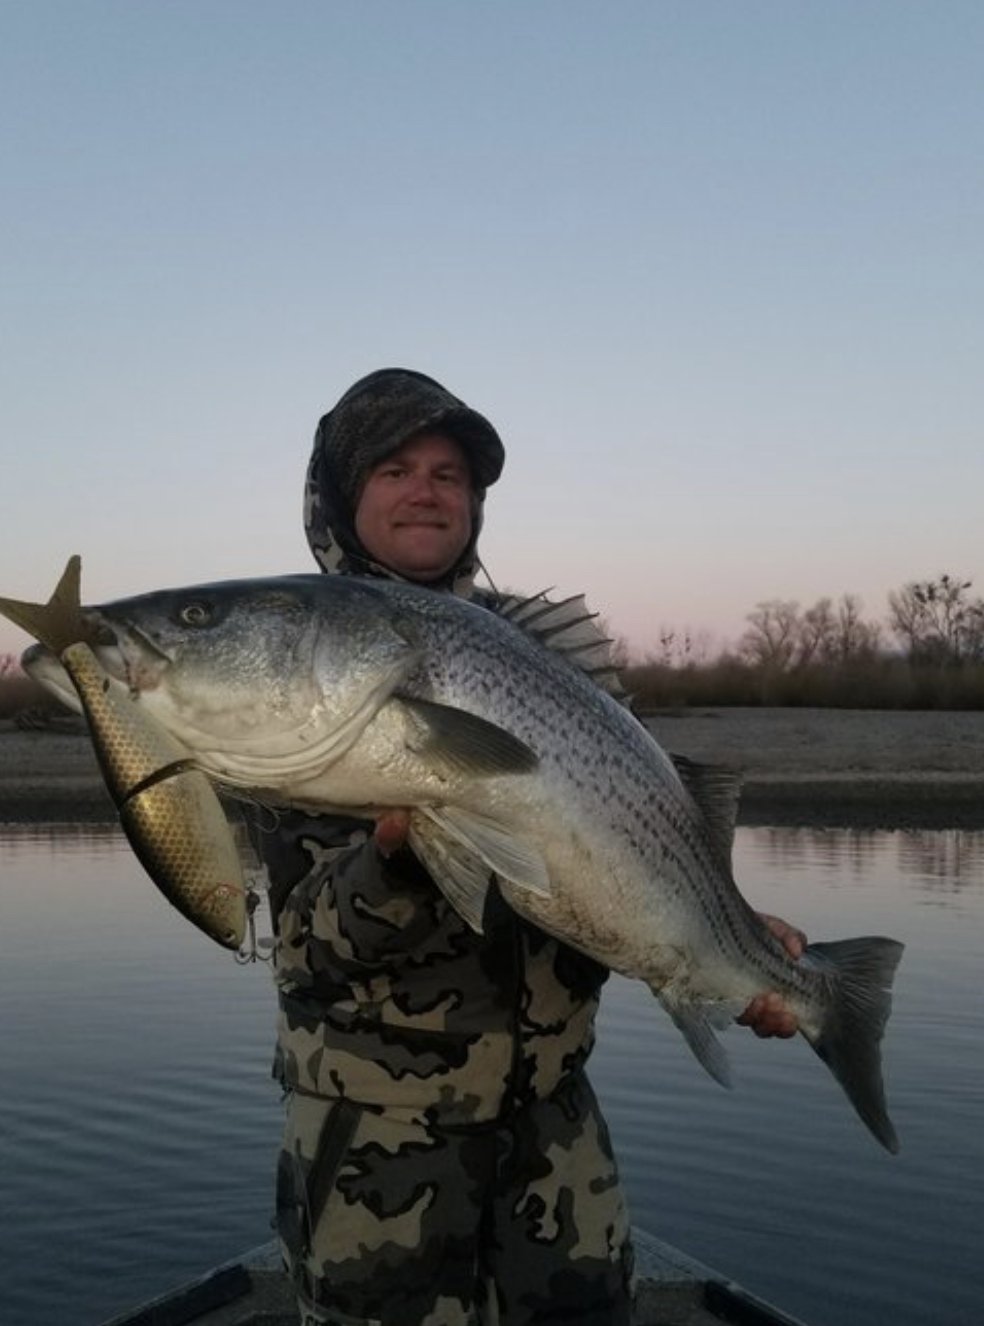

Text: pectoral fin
xmin=407 ymin=816 xmax=495 ymax=932
xmin=655 ymin=987 xmax=735 ymax=1089
xmin=400 ymin=696 xmax=539 ymax=777
xmin=409 ymin=804 xmax=551 ymax=933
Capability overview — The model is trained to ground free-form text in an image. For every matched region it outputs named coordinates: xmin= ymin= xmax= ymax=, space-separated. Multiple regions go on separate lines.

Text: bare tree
xmin=739 ymin=600 xmax=801 ymax=669
xmin=888 ymin=574 xmax=984 ymax=665
xmin=835 ymin=595 xmax=882 ymax=661
xmin=739 ymin=594 xmax=883 ymax=671
xmin=798 ymin=598 xmax=836 ymax=665
xmin=650 ymin=626 xmax=715 ymax=668
xmin=655 ymin=627 xmax=677 ymax=667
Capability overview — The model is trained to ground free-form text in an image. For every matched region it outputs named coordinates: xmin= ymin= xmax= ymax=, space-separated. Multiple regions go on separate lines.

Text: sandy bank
xmin=2 ymin=708 xmax=983 ymax=828
xmin=644 ymin=707 xmax=984 ymax=826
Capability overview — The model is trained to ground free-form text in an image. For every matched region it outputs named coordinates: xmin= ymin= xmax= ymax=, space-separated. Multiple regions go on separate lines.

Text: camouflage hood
xmin=304 ymin=368 xmax=505 ymax=595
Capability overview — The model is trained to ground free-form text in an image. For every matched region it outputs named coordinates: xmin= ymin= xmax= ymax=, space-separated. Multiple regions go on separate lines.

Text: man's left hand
xmin=735 ymin=913 xmax=808 ymax=1039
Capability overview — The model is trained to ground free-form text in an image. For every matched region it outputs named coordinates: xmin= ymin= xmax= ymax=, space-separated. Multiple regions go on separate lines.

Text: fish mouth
xmin=21 ymin=612 xmax=175 ymax=710
xmin=18 ymin=609 xmax=171 ymax=710
xmin=21 ymin=643 xmax=82 ymax=712
xmin=91 ymin=614 xmax=174 ymax=693
xmin=23 ymin=612 xmax=175 ymax=698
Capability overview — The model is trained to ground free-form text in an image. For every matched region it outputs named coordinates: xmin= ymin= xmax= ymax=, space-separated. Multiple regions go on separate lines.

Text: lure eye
xmin=178 ymin=601 xmax=212 ymax=628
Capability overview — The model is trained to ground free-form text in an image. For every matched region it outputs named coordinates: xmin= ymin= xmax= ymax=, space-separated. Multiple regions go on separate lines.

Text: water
xmin=1 ymin=825 xmax=982 ymax=1326
xmin=594 ymin=827 xmax=984 ymax=1326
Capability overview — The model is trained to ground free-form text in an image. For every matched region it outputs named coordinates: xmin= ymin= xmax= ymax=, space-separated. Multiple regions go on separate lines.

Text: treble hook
xmin=235 ymin=885 xmax=275 ymax=964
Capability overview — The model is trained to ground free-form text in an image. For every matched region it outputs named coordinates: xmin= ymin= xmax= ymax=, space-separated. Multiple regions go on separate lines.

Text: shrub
xmin=0 ymin=655 xmax=70 ymax=721
xmin=623 ymin=655 xmax=984 ymax=712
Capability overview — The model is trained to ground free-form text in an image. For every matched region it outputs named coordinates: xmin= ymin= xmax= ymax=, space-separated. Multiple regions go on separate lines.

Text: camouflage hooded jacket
xmin=251 ymin=370 xmax=608 ymax=1127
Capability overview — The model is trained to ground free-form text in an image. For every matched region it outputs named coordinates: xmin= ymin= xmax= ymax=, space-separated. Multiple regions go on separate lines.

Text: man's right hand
xmin=374 ymin=808 xmax=412 ymax=857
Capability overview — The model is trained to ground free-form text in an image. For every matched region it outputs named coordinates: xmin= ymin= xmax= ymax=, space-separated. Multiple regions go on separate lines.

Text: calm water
xmin=0 ymin=824 xmax=982 ymax=1326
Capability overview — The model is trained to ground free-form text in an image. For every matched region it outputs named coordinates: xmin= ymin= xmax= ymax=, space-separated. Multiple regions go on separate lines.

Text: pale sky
xmin=1 ymin=1 xmax=981 ymax=661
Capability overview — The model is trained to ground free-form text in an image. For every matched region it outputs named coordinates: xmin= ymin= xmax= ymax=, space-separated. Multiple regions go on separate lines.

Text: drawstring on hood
xmin=304 ymin=368 xmax=505 ymax=596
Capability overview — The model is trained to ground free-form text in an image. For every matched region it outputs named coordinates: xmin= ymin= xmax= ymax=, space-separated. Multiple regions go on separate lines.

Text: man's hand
xmin=374 ymin=808 xmax=412 ymax=857
xmin=735 ymin=913 xmax=808 ymax=1039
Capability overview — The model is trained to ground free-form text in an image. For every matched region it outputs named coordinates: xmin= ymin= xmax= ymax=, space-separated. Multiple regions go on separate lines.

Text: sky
xmin=1 ymin=1 xmax=981 ymax=662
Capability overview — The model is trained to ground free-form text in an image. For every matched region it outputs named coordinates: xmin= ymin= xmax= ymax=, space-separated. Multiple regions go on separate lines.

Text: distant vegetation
xmin=0 ymin=653 xmax=61 ymax=722
xmin=2 ymin=573 xmax=982 ymax=721
xmin=625 ymin=573 xmax=984 ymax=712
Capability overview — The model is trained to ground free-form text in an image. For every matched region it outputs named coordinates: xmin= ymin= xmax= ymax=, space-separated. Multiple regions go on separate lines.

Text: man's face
xmin=354 ymin=432 xmax=474 ymax=582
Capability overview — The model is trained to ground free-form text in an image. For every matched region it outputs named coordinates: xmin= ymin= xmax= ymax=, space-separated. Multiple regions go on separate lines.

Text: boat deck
xmin=97 ymin=1230 xmax=810 ymax=1326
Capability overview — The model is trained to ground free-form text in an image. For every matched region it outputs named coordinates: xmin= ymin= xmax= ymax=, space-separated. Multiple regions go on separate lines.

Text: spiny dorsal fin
xmin=0 ymin=556 xmax=94 ymax=656
xmin=496 ymin=590 xmax=629 ymax=702
xmin=670 ymin=753 xmax=743 ymax=869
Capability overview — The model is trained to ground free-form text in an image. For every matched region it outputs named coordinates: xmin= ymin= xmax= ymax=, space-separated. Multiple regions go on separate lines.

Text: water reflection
xmin=744 ymin=825 xmax=882 ymax=878
xmin=600 ymin=823 xmax=984 ymax=1326
xmin=896 ymin=828 xmax=984 ymax=891
xmin=0 ymin=819 xmax=121 ymax=854
xmin=742 ymin=823 xmax=984 ymax=893
xmin=1 ymin=823 xmax=983 ymax=1326
xmin=0 ymin=820 xmax=282 ymax=1326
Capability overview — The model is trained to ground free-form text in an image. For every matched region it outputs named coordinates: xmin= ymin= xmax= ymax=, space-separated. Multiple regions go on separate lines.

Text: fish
xmin=15 ymin=559 xmax=904 ymax=1150
xmin=0 ymin=558 xmax=246 ymax=949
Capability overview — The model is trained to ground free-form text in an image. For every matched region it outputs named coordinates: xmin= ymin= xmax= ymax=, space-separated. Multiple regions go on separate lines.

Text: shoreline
xmin=2 ymin=708 xmax=984 ymax=829
xmin=645 ymin=705 xmax=984 ymax=826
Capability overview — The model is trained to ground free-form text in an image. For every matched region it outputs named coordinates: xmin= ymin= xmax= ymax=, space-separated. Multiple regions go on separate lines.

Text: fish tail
xmin=801 ymin=936 xmax=905 ymax=1153
xmin=0 ymin=556 xmax=89 ymax=654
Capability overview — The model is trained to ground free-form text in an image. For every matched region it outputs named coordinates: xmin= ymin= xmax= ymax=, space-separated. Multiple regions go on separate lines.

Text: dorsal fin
xmin=670 ymin=753 xmax=743 ymax=869
xmin=0 ymin=556 xmax=95 ymax=656
xmin=495 ymin=590 xmax=629 ymax=701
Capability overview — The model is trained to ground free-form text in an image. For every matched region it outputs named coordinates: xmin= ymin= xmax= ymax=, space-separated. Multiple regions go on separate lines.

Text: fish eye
xmin=178 ymin=601 xmax=213 ymax=628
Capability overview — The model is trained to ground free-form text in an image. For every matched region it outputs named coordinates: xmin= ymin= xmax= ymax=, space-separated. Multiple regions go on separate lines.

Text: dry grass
xmin=5 ymin=653 xmax=984 ymax=724
xmin=0 ymin=657 xmax=69 ymax=721
xmin=623 ymin=657 xmax=984 ymax=712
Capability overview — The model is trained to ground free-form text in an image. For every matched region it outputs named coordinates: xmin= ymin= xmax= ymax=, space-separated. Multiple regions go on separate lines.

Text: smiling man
xmin=251 ymin=368 xmax=802 ymax=1326
xmin=353 ymin=432 xmax=474 ymax=582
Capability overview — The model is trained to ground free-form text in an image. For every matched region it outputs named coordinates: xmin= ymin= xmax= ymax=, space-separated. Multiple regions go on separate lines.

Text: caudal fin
xmin=801 ymin=936 xmax=905 ymax=1153
xmin=0 ymin=556 xmax=90 ymax=655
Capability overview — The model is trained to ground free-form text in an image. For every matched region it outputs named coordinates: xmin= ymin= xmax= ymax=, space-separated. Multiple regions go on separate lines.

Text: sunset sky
xmin=1 ymin=1 xmax=981 ymax=661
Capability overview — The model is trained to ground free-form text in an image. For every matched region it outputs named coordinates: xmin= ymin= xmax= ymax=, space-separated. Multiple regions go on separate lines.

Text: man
xmin=252 ymin=369 xmax=802 ymax=1326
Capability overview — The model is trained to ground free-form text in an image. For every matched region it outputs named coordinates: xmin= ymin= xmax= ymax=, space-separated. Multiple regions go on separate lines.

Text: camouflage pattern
xmin=251 ymin=742 xmax=635 ymax=1324
xmin=249 ymin=369 xmax=634 ymax=1323
xmin=258 ymin=813 xmax=608 ymax=1121
xmin=276 ymin=1071 xmax=633 ymax=1326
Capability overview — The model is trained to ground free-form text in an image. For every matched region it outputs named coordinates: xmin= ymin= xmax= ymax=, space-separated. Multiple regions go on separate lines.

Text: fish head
xmin=81 ymin=578 xmax=328 ymax=743
xmin=22 ymin=578 xmax=326 ymax=746
xmin=25 ymin=575 xmax=420 ymax=784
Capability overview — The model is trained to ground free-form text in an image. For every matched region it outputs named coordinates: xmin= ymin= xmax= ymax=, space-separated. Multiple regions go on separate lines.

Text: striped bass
xmin=12 ymin=560 xmax=904 ymax=1150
